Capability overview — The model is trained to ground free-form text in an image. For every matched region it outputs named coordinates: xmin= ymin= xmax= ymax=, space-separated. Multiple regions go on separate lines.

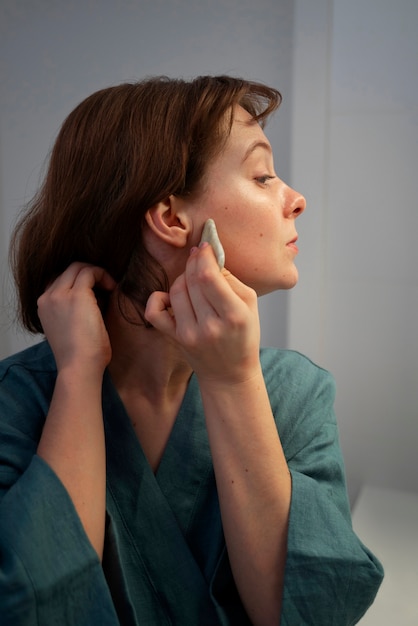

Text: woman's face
xmin=189 ymin=105 xmax=306 ymax=296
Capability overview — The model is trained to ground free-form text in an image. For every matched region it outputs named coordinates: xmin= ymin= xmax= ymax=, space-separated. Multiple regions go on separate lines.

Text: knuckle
xmin=186 ymin=262 xmax=226 ymax=294
xmin=71 ymin=261 xmax=90 ymax=272
xmin=225 ymin=311 xmax=247 ymax=331
xmin=194 ymin=266 xmax=216 ymax=286
xmin=224 ymin=309 xmax=241 ymax=325
xmin=202 ymin=318 xmax=221 ymax=340
xmin=36 ymin=293 xmax=46 ymax=308
xmin=243 ymin=285 xmax=257 ymax=303
xmin=178 ymin=327 xmax=198 ymax=348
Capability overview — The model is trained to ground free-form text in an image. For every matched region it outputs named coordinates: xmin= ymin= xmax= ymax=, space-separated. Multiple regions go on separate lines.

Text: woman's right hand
xmin=36 ymin=262 xmax=116 ymax=559
xmin=37 ymin=262 xmax=117 ymax=378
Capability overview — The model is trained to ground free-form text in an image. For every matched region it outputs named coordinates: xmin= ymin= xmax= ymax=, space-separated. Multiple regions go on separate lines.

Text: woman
xmin=0 ymin=76 xmax=383 ymax=625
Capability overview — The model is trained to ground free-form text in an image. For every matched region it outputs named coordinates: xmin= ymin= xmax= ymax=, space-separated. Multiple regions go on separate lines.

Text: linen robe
xmin=0 ymin=341 xmax=383 ymax=624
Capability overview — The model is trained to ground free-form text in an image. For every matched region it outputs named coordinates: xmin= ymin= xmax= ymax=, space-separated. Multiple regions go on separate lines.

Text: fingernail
xmin=190 ymin=246 xmax=198 ymax=255
xmin=198 ymin=241 xmax=209 ymax=250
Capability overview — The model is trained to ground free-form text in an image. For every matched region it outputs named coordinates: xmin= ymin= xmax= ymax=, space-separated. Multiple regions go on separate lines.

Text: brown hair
xmin=10 ymin=75 xmax=281 ymax=332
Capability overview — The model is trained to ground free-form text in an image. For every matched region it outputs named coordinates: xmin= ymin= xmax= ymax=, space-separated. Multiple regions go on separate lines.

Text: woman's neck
xmin=104 ymin=294 xmax=193 ymax=471
xmin=105 ymin=293 xmax=192 ymax=403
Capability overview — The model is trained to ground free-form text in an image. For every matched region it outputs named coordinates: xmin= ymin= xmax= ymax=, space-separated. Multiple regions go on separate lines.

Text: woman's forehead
xmin=226 ymin=106 xmax=271 ymax=154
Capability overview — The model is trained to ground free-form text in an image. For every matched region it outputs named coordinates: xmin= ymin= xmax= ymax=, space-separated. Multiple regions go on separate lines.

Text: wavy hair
xmin=10 ymin=75 xmax=281 ymax=332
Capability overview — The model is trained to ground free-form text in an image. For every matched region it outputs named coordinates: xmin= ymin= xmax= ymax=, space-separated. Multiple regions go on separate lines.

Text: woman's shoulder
xmin=259 ymin=347 xmax=337 ymax=446
xmin=0 ymin=340 xmax=55 ymax=377
xmin=260 ymin=346 xmax=335 ymax=390
xmin=0 ymin=340 xmax=56 ymax=402
xmin=0 ymin=341 xmax=56 ymax=453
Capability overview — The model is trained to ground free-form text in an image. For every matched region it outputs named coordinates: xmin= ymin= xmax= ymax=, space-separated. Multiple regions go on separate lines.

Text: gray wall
xmin=0 ymin=0 xmax=294 ymax=357
xmin=290 ymin=0 xmax=418 ymax=505
xmin=1 ymin=0 xmax=418 ymax=511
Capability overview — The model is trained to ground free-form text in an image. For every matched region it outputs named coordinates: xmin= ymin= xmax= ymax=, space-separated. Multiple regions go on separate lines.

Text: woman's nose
xmin=286 ymin=187 xmax=306 ymax=218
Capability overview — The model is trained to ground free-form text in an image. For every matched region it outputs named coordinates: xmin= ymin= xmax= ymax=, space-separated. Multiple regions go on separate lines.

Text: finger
xmin=193 ymin=244 xmax=256 ymax=306
xmin=73 ymin=265 xmax=117 ymax=292
xmin=47 ymin=263 xmax=116 ymax=294
xmin=43 ymin=262 xmax=87 ymax=292
xmin=144 ymin=291 xmax=177 ymax=335
xmin=167 ymin=273 xmax=203 ymax=338
xmin=185 ymin=244 xmax=243 ymax=321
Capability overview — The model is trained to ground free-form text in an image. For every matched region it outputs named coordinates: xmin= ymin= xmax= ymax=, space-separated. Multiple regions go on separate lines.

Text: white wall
xmin=0 ymin=0 xmax=295 ymax=359
xmin=290 ymin=0 xmax=418 ymax=504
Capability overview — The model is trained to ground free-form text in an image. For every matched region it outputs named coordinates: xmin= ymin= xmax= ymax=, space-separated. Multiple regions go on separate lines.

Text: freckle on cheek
xmin=259 ymin=233 xmax=263 ymax=237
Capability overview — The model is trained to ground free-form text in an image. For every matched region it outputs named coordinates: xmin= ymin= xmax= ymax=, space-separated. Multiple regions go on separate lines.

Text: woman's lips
xmin=286 ymin=236 xmax=299 ymax=253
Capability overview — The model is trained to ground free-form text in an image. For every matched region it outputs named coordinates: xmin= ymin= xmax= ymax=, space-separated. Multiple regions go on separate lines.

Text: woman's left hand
xmin=145 ymin=242 xmax=261 ymax=384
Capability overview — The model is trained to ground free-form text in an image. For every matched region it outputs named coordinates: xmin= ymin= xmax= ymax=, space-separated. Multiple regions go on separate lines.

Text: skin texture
xmin=36 ymin=105 xmax=306 ymax=626
xmin=184 ymin=106 xmax=305 ymax=294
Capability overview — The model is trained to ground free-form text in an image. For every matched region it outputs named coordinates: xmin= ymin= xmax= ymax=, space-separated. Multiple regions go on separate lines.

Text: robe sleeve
xmin=261 ymin=349 xmax=384 ymax=625
xmin=0 ymin=356 xmax=119 ymax=625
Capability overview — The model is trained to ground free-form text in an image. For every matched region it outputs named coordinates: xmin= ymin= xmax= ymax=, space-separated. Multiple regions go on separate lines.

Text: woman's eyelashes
xmin=255 ymin=175 xmax=276 ymax=185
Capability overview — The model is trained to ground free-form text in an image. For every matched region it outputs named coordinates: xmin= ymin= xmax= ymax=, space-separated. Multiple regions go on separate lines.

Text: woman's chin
xmin=257 ymin=270 xmax=299 ymax=296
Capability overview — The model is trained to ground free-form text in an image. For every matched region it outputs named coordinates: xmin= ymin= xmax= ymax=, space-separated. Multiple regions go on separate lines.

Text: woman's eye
xmin=255 ymin=175 xmax=275 ymax=185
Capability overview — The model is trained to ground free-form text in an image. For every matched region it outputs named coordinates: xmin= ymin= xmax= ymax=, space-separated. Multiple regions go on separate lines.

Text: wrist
xmin=197 ymin=363 xmax=264 ymax=394
xmin=55 ymin=362 xmax=105 ymax=391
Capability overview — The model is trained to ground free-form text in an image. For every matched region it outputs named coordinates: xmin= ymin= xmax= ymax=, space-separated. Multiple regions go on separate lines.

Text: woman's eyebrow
xmin=242 ymin=140 xmax=272 ymax=163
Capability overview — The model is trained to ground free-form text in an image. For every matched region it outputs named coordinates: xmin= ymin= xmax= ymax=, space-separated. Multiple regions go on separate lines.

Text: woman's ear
xmin=144 ymin=195 xmax=192 ymax=248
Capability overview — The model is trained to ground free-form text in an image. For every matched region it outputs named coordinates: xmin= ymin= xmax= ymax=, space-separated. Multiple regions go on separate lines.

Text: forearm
xmin=37 ymin=368 xmax=106 ymax=559
xmin=200 ymin=367 xmax=291 ymax=626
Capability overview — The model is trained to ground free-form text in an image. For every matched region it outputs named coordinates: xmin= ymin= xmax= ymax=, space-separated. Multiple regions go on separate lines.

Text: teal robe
xmin=0 ymin=341 xmax=383 ymax=624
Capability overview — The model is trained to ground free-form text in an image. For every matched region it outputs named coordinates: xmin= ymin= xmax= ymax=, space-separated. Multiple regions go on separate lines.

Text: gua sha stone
xmin=199 ymin=219 xmax=225 ymax=269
